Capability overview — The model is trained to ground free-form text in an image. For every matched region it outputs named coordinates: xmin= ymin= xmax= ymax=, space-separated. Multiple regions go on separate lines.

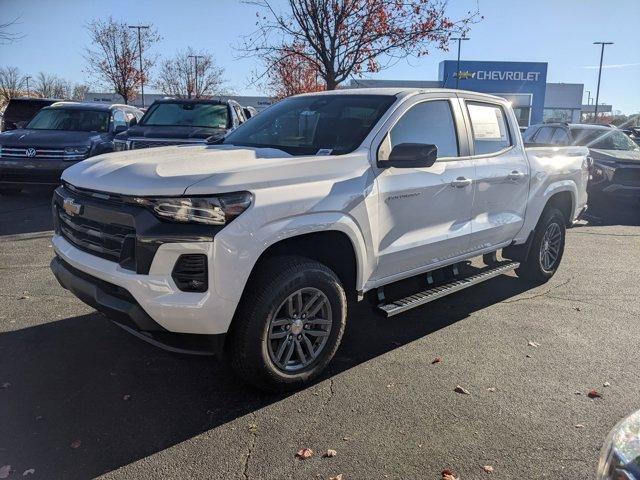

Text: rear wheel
xmin=515 ymin=207 xmax=566 ymax=284
xmin=0 ymin=187 xmax=22 ymax=196
xmin=228 ymin=256 xmax=347 ymax=392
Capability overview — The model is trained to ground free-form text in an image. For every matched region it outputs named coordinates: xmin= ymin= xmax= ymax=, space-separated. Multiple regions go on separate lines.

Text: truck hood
xmin=62 ymin=144 xmax=363 ymax=196
xmin=0 ymin=129 xmax=99 ymax=149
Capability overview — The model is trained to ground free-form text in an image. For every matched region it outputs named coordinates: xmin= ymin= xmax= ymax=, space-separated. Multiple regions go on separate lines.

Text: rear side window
xmin=467 ymin=102 xmax=512 ymax=155
xmin=533 ymin=126 xmax=555 ymax=144
xmin=551 ymin=128 xmax=570 ymax=146
xmin=381 ymin=100 xmax=459 ymax=159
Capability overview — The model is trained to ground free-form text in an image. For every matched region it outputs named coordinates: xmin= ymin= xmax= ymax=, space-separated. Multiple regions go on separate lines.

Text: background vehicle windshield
xmin=571 ymin=128 xmax=640 ymax=151
xmin=26 ymin=109 xmax=110 ymax=132
xmin=222 ymin=94 xmax=396 ymax=155
xmin=141 ymin=103 xmax=229 ymax=129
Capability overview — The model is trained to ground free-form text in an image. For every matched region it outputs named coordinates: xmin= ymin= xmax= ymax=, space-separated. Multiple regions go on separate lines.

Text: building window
xmin=512 ymin=107 xmax=531 ymax=127
xmin=543 ymin=108 xmax=573 ymax=123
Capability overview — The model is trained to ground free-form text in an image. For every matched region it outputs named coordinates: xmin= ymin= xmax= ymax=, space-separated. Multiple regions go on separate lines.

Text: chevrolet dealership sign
xmin=440 ymin=60 xmax=548 ymax=124
xmin=454 ymin=70 xmax=542 ymax=82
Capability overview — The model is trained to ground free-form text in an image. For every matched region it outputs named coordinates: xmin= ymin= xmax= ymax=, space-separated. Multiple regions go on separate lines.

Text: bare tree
xmin=0 ymin=66 xmax=26 ymax=108
xmin=155 ymin=48 xmax=226 ymax=98
xmin=0 ymin=17 xmax=25 ymax=44
xmin=241 ymin=0 xmax=479 ymax=90
xmin=33 ymin=72 xmax=71 ymax=99
xmin=71 ymin=84 xmax=90 ymax=101
xmin=84 ymin=17 xmax=160 ymax=104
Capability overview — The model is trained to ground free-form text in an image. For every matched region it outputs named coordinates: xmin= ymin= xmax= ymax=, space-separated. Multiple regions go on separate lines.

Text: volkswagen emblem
xmin=25 ymin=148 xmax=37 ymax=158
xmin=62 ymin=198 xmax=83 ymax=216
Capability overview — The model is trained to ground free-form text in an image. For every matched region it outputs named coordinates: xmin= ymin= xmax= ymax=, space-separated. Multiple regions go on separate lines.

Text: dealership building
xmin=351 ymin=60 xmax=586 ymax=127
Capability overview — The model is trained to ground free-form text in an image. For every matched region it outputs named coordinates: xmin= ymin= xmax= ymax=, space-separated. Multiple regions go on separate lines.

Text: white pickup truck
xmin=50 ymin=89 xmax=589 ymax=391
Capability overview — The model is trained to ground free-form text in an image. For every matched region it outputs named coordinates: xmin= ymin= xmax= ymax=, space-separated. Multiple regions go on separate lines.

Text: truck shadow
xmin=1 ymin=274 xmax=531 ymax=479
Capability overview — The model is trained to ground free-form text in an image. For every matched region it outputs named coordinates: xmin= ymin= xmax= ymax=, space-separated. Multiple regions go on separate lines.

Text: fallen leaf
xmin=525 ymin=354 xmax=532 ymax=358
xmin=454 ymin=385 xmax=470 ymax=395
xmin=23 ymin=469 xmax=35 ymax=476
xmin=527 ymin=341 xmax=540 ymax=347
xmin=329 ymin=475 xmax=343 ymax=480
xmin=324 ymin=449 xmax=337 ymax=458
xmin=603 ymin=382 xmax=610 ymax=387
xmin=573 ymin=306 xmax=581 ymax=312
xmin=441 ymin=469 xmax=459 ymax=480
xmin=432 ymin=356 xmax=443 ymax=364
xmin=574 ymin=391 xmax=582 ymax=395
xmin=483 ymin=465 xmax=495 ymax=473
xmin=70 ymin=439 xmax=81 ymax=449
xmin=487 ymin=387 xmax=497 ymax=392
xmin=123 ymin=394 xmax=131 ymax=401
xmin=248 ymin=423 xmax=257 ymax=433
xmin=575 ymin=424 xmax=585 ymax=428
xmin=386 ymin=383 xmax=395 ymax=389
xmin=342 ymin=436 xmax=351 ymax=442
xmin=0 ymin=465 xmax=11 ymax=479
xmin=587 ymin=389 xmax=602 ymax=399
xmin=296 ymin=448 xmax=314 ymax=460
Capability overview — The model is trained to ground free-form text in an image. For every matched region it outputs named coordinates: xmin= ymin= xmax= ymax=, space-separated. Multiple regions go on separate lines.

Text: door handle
xmin=450 ymin=177 xmax=472 ymax=188
xmin=507 ymin=170 xmax=526 ymax=181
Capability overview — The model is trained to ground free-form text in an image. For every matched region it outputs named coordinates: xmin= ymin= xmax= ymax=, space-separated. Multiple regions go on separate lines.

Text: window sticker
xmin=316 ymin=148 xmax=333 ymax=155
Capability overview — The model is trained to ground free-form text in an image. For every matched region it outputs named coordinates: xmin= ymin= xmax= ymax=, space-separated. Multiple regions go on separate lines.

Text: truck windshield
xmin=222 ymin=94 xmax=396 ymax=155
xmin=571 ymin=128 xmax=640 ymax=151
xmin=26 ymin=109 xmax=110 ymax=132
xmin=141 ymin=103 xmax=229 ymax=129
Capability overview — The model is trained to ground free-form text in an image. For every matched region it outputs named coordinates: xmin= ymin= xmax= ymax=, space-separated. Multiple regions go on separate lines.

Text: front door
xmin=371 ymin=96 xmax=475 ymax=283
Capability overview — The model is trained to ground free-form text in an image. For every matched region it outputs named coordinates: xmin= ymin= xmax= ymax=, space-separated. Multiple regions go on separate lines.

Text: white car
xmin=50 ymin=89 xmax=589 ymax=391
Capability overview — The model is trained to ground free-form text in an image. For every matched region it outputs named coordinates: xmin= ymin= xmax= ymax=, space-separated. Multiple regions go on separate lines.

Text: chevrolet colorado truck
xmin=50 ymin=89 xmax=589 ymax=391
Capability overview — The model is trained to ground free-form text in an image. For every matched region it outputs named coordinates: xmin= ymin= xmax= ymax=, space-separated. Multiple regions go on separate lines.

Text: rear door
xmin=461 ymin=97 xmax=530 ymax=252
xmin=371 ymin=93 xmax=475 ymax=283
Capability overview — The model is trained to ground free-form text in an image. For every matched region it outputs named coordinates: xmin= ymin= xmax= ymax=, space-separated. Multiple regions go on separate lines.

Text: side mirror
xmin=384 ymin=143 xmax=438 ymax=168
xmin=114 ymin=124 xmax=127 ymax=134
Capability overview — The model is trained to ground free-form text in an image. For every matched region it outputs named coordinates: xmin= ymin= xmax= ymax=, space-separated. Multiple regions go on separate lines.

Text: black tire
xmin=228 ymin=255 xmax=347 ymax=392
xmin=0 ymin=187 xmax=22 ymax=196
xmin=515 ymin=207 xmax=566 ymax=284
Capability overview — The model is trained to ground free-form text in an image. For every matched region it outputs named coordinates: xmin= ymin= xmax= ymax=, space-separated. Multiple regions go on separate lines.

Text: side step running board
xmin=378 ymin=261 xmax=520 ymax=317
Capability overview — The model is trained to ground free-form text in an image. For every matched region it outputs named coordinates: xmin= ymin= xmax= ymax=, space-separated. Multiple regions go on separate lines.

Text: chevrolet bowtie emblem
xmin=62 ymin=198 xmax=82 ymax=216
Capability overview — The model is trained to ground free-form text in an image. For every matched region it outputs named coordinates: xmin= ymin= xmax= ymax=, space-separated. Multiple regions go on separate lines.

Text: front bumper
xmin=589 ymin=162 xmax=640 ymax=198
xmin=51 ymin=255 xmax=227 ymax=355
xmin=0 ymin=159 xmax=78 ymax=186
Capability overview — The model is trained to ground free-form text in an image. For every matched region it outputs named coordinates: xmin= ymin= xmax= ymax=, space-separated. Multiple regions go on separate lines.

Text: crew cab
xmin=523 ymin=122 xmax=640 ymax=203
xmin=50 ymin=89 xmax=589 ymax=391
xmin=113 ymin=98 xmax=246 ymax=151
xmin=0 ymin=102 xmax=143 ymax=195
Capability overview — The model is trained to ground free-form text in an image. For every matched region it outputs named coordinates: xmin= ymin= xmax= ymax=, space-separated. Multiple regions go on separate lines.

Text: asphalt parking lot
xmin=1 ymin=189 xmax=639 ymax=480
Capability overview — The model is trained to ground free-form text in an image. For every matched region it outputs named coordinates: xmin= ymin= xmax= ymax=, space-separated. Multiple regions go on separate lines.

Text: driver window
xmin=378 ymin=100 xmax=459 ymax=162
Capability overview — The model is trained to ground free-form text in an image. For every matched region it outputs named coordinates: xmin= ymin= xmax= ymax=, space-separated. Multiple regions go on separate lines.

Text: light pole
xmin=188 ymin=55 xmax=205 ymax=98
xmin=593 ymin=41 xmax=613 ymax=122
xmin=585 ymin=90 xmax=591 ymax=105
xmin=451 ymin=36 xmax=470 ymax=89
xmin=25 ymin=75 xmax=31 ymax=97
xmin=129 ymin=25 xmax=150 ymax=107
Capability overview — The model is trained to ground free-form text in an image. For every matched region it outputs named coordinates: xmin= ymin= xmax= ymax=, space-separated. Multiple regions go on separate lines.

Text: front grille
xmin=129 ymin=139 xmax=203 ymax=150
xmin=56 ymin=206 xmax=135 ymax=265
xmin=1 ymin=146 xmax=85 ymax=161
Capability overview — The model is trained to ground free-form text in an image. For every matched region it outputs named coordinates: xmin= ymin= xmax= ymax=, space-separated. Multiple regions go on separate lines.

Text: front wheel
xmin=228 ymin=256 xmax=347 ymax=392
xmin=515 ymin=207 xmax=566 ymax=284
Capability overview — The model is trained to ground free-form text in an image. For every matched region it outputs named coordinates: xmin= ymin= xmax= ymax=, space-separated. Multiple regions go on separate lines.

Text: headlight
xmin=114 ymin=140 xmax=129 ymax=152
xmin=63 ymin=146 xmax=90 ymax=160
xmin=133 ymin=192 xmax=252 ymax=226
xmin=596 ymin=409 xmax=640 ymax=480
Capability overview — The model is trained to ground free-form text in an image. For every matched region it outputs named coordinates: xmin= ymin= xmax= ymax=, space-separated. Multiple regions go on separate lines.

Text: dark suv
xmin=0 ymin=102 xmax=143 ymax=195
xmin=113 ymin=98 xmax=247 ymax=151
xmin=1 ymin=97 xmax=61 ymax=131
xmin=523 ymin=123 xmax=640 ymax=202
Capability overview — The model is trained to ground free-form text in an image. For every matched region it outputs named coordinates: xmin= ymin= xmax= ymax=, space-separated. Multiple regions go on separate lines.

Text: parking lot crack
xmin=501 ymin=277 xmax=573 ymax=304
xmin=242 ymin=411 xmax=257 ymax=480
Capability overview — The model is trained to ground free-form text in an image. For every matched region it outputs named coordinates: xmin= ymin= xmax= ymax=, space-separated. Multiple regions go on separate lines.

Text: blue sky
xmin=1 ymin=0 xmax=639 ymax=113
